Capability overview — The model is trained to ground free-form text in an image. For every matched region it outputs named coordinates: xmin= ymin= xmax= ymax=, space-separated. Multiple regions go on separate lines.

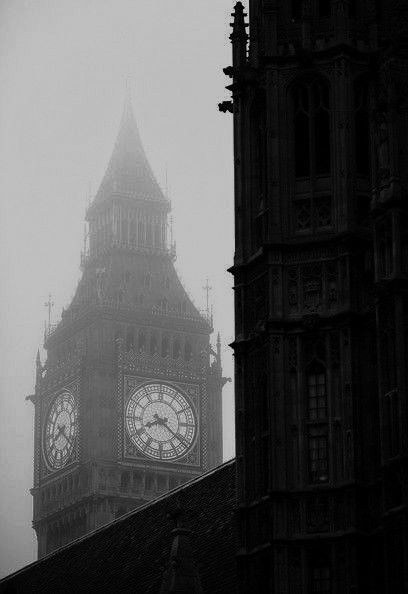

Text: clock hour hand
xmin=146 ymin=413 xmax=168 ymax=428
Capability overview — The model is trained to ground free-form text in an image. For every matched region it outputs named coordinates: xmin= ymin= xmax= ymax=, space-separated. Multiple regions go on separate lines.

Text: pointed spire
xmin=230 ymin=2 xmax=248 ymax=68
xmin=216 ymin=332 xmax=221 ymax=365
xmin=160 ymin=511 xmax=203 ymax=594
xmin=93 ymin=84 xmax=166 ymax=205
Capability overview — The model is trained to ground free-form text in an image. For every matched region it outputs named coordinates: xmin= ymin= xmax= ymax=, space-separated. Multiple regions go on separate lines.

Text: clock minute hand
xmin=163 ymin=421 xmax=190 ymax=448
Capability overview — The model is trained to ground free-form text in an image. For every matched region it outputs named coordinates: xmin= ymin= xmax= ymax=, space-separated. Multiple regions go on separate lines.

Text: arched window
xmin=138 ymin=331 xmax=146 ymax=352
xmin=144 ymin=272 xmax=151 ymax=289
xmin=250 ymin=90 xmax=268 ymax=247
xmin=185 ymin=341 xmax=193 ymax=361
xmin=292 ymin=78 xmax=331 ymax=178
xmin=307 ymin=364 xmax=327 ymax=420
xmin=250 ymin=91 xmax=267 ymax=204
xmin=126 ymin=329 xmax=134 ymax=350
xmin=173 ymin=339 xmax=181 ymax=359
xmin=354 ymin=78 xmax=370 ymax=176
xmin=162 ymin=336 xmax=170 ymax=358
xmin=146 ymin=222 xmax=152 ymax=245
xmin=150 ymin=334 xmax=158 ymax=355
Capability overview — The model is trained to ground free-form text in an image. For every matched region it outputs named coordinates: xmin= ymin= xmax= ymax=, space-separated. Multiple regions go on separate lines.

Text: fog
xmin=0 ymin=0 xmax=234 ymax=578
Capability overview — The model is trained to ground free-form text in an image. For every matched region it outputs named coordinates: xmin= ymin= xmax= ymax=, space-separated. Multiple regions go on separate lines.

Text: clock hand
xmin=162 ymin=421 xmax=190 ymax=448
xmin=60 ymin=425 xmax=73 ymax=446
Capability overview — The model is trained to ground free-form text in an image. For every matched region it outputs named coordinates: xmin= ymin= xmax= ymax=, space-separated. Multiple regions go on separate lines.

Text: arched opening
xmin=126 ymin=329 xmax=134 ymax=350
xmin=354 ymin=77 xmax=370 ymax=177
xmin=292 ymin=78 xmax=331 ymax=178
xmin=173 ymin=339 xmax=181 ymax=359
xmin=150 ymin=334 xmax=158 ymax=355
xmin=162 ymin=336 xmax=170 ymax=357
xmin=250 ymin=90 xmax=268 ymax=247
xmin=138 ymin=330 xmax=146 ymax=352
xmin=185 ymin=341 xmax=193 ymax=361
xmin=306 ymin=362 xmax=327 ymax=421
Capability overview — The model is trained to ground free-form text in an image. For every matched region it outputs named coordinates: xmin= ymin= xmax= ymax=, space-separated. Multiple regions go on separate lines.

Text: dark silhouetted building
xmin=28 ymin=93 xmax=225 ymax=558
xmin=226 ymin=0 xmax=408 ymax=592
xmin=1 ymin=1 xmax=408 ymax=592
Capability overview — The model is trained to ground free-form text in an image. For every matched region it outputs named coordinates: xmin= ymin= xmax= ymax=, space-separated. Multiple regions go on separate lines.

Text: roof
xmin=0 ymin=460 xmax=237 ymax=594
xmin=94 ymin=89 xmax=166 ymax=204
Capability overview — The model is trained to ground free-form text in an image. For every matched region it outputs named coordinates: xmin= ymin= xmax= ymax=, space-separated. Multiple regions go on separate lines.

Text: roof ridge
xmin=0 ymin=459 xmax=236 ymax=584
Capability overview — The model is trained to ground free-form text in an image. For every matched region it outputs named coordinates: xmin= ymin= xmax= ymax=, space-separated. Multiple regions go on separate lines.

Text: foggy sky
xmin=0 ymin=0 xmax=234 ymax=578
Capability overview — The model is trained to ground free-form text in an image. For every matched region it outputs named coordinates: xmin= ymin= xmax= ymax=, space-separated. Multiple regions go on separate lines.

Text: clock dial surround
xmin=125 ymin=383 xmax=197 ymax=461
xmin=43 ymin=391 xmax=79 ymax=471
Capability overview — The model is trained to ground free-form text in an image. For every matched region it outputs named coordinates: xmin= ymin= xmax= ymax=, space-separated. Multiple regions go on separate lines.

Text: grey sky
xmin=0 ymin=0 xmax=235 ymax=577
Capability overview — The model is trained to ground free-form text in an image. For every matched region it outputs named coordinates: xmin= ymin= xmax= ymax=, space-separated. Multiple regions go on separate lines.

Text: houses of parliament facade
xmin=1 ymin=0 xmax=408 ymax=592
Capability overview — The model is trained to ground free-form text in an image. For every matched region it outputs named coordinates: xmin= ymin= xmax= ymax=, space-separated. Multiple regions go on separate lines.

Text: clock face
xmin=125 ymin=383 xmax=197 ymax=461
xmin=43 ymin=391 xmax=79 ymax=471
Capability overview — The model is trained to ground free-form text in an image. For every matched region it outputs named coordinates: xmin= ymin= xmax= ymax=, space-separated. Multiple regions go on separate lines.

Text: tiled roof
xmin=0 ymin=460 xmax=237 ymax=594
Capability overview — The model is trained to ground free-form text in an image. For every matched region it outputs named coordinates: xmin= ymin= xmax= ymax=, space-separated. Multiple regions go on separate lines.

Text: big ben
xmin=30 ymin=93 xmax=225 ymax=558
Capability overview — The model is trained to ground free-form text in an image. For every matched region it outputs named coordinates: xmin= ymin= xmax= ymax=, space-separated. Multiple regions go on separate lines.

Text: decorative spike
xmin=230 ymin=2 xmax=248 ymax=68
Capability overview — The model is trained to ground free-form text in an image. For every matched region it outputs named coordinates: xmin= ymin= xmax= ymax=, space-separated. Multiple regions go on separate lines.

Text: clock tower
xmin=30 ymin=93 xmax=225 ymax=558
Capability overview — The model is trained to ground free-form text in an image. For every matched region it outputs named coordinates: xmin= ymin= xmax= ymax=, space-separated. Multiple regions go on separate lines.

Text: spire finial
xmin=202 ymin=278 xmax=212 ymax=319
xmin=230 ymin=2 xmax=248 ymax=67
xmin=121 ymin=77 xmax=135 ymax=126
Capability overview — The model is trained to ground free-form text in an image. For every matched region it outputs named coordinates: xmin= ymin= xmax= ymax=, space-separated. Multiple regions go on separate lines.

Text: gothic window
xmin=173 ymin=339 xmax=181 ymax=359
xmin=130 ymin=218 xmax=137 ymax=245
xmin=126 ymin=329 xmax=134 ymax=350
xmin=385 ymin=390 xmax=400 ymax=458
xmin=308 ymin=432 xmax=329 ymax=483
xmin=250 ymin=90 xmax=268 ymax=249
xmin=154 ymin=223 xmax=161 ymax=247
xmin=376 ymin=219 xmax=393 ymax=278
xmin=150 ymin=335 xmax=158 ymax=355
xmin=138 ymin=331 xmax=146 ymax=352
xmin=250 ymin=91 xmax=267 ymax=204
xmin=121 ymin=215 xmax=128 ymax=244
xmin=310 ymin=562 xmax=331 ymax=593
xmin=162 ymin=336 xmax=170 ymax=357
xmin=120 ymin=471 xmax=130 ymax=492
xmin=185 ymin=341 xmax=193 ymax=361
xmin=354 ymin=79 xmax=370 ymax=176
xmin=307 ymin=366 xmax=327 ymax=421
xmin=133 ymin=472 xmax=141 ymax=491
xmin=146 ymin=222 xmax=153 ymax=245
xmin=292 ymin=79 xmax=331 ymax=178
xmin=138 ymin=220 xmax=144 ymax=245
xmin=157 ymin=475 xmax=167 ymax=491
xmin=144 ymin=271 xmax=151 ymax=289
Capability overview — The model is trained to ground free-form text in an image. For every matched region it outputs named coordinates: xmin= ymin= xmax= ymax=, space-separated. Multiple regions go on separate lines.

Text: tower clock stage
xmin=125 ymin=382 xmax=197 ymax=461
xmin=30 ymin=93 xmax=226 ymax=558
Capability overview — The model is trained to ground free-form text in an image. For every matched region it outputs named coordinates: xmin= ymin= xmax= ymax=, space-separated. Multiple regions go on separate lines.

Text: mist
xmin=0 ymin=0 xmax=234 ymax=578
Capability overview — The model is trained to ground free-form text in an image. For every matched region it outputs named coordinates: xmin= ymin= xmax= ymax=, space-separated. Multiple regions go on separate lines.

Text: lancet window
xmin=354 ymin=78 xmax=370 ymax=177
xmin=293 ymin=79 xmax=331 ymax=178
xmin=307 ymin=365 xmax=327 ymax=421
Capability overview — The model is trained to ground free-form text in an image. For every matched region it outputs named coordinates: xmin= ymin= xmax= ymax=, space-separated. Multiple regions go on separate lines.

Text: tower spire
xmin=91 ymin=85 xmax=166 ymax=205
